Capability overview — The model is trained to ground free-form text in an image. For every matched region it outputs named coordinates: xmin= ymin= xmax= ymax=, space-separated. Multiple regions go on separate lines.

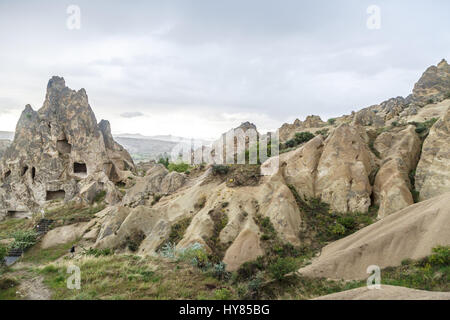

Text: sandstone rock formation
xmin=0 ymin=139 xmax=10 ymax=160
xmin=415 ymin=106 xmax=450 ymax=200
xmin=412 ymin=58 xmax=450 ymax=103
xmin=279 ymin=115 xmax=326 ymax=142
xmin=0 ymin=77 xmax=135 ymax=214
xmin=121 ymin=163 xmax=186 ymax=207
xmin=314 ymin=285 xmax=450 ymax=300
xmin=315 ymin=124 xmax=376 ymax=213
xmin=298 ymin=192 xmax=450 ymax=280
xmin=373 ymin=125 xmax=421 ymax=218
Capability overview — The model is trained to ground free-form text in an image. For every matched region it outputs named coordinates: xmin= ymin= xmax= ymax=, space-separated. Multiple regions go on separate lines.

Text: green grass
xmin=22 ymin=240 xmax=78 ymax=264
xmin=45 ymin=202 xmax=106 ymax=227
xmin=0 ymin=218 xmax=32 ymax=239
xmin=37 ymin=254 xmax=224 ymax=300
xmin=381 ymin=246 xmax=450 ymax=291
xmin=0 ymin=277 xmax=20 ymax=300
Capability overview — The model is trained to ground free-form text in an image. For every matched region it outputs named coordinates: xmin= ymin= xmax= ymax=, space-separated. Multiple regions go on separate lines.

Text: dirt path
xmin=17 ymin=275 xmax=52 ymax=300
xmin=6 ymin=263 xmax=52 ymax=300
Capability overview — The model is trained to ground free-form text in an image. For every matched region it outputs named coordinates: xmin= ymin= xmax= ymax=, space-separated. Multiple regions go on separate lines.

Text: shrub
xmin=237 ymin=258 xmax=264 ymax=280
xmin=428 ymin=246 xmax=449 ymax=266
xmin=327 ymin=118 xmax=336 ymax=125
xmin=214 ymin=288 xmax=232 ymax=300
xmin=83 ymin=248 xmax=112 ymax=257
xmin=212 ymin=165 xmax=229 ymax=175
xmin=178 ymin=243 xmax=211 ymax=270
xmin=213 ymin=262 xmax=231 ymax=280
xmin=151 ymin=194 xmax=162 ymax=205
xmin=10 ymin=230 xmax=38 ymax=250
xmin=0 ymin=244 xmax=8 ymax=265
xmin=93 ymin=190 xmax=106 ymax=203
xmin=445 ymin=92 xmax=450 ymax=99
xmin=294 ymin=132 xmax=315 ymax=145
xmin=329 ymin=223 xmax=346 ymax=236
xmin=268 ymin=257 xmax=297 ymax=281
xmin=158 ymin=156 xmax=169 ymax=168
xmin=168 ymin=162 xmax=191 ymax=173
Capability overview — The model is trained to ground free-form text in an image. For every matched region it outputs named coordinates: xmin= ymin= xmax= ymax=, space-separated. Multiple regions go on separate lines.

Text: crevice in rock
xmin=21 ymin=166 xmax=28 ymax=176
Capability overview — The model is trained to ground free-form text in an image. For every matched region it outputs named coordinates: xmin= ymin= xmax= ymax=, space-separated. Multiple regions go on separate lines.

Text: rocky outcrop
xmin=315 ymin=124 xmax=376 ymax=213
xmin=279 ymin=116 xmax=326 ymax=142
xmin=314 ymin=285 xmax=450 ymax=300
xmin=121 ymin=164 xmax=186 ymax=207
xmin=415 ymin=106 xmax=450 ymax=200
xmin=352 ymin=108 xmax=384 ymax=127
xmin=0 ymin=77 xmax=135 ymax=212
xmin=0 ymin=139 xmax=10 ymax=160
xmin=412 ymin=59 xmax=450 ymax=103
xmin=373 ymin=125 xmax=421 ymax=218
xmin=94 ymin=169 xmax=302 ymax=271
xmin=281 ymin=135 xmax=324 ymax=200
xmin=298 ymin=192 xmax=450 ymax=280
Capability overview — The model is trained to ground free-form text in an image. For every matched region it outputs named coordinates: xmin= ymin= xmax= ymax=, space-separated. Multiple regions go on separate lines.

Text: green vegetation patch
xmin=45 ymin=202 xmax=106 ymax=227
xmin=381 ymin=246 xmax=450 ymax=292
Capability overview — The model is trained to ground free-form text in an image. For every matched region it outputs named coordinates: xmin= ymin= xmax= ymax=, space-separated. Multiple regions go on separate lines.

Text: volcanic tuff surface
xmin=0 ymin=77 xmax=134 ymax=219
xmin=1 ymin=60 xmax=450 ymax=277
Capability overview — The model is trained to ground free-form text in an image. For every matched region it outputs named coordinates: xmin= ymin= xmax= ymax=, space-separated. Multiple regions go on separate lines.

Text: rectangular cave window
xmin=21 ymin=166 xmax=28 ymax=176
xmin=46 ymin=190 xmax=66 ymax=201
xmin=7 ymin=211 xmax=31 ymax=219
xmin=74 ymin=162 xmax=87 ymax=174
xmin=56 ymin=139 xmax=72 ymax=154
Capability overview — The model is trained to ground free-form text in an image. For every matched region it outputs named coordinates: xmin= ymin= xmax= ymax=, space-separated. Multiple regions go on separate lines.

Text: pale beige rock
xmin=281 ymin=136 xmax=324 ymax=200
xmin=0 ymin=77 xmax=134 ymax=213
xmin=315 ymin=124 xmax=375 ymax=213
xmin=298 ymin=193 xmax=450 ymax=280
xmin=41 ymin=222 xmax=89 ymax=249
xmin=121 ymin=164 xmax=185 ymax=207
xmin=373 ymin=125 xmax=421 ymax=218
xmin=314 ymin=285 xmax=450 ymax=300
xmin=415 ymin=106 xmax=450 ymax=200
xmin=223 ymin=227 xmax=264 ymax=271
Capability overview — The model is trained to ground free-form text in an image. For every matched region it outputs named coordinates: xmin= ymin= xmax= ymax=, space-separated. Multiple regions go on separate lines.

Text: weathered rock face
xmin=281 ymin=135 xmax=324 ymax=200
xmin=315 ymin=124 xmax=376 ymax=213
xmin=121 ymin=164 xmax=186 ymax=207
xmin=279 ymin=115 xmax=326 ymax=142
xmin=298 ymin=192 xmax=450 ymax=280
xmin=0 ymin=76 xmax=135 ymax=212
xmin=415 ymin=106 xmax=450 ymax=200
xmin=93 ymin=169 xmax=302 ymax=271
xmin=412 ymin=59 xmax=450 ymax=103
xmin=352 ymin=108 xmax=384 ymax=127
xmin=0 ymin=139 xmax=10 ymax=160
xmin=373 ymin=125 xmax=422 ymax=218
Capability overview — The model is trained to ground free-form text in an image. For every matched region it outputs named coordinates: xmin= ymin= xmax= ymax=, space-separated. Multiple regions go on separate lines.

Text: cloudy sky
xmin=0 ymin=0 xmax=449 ymax=139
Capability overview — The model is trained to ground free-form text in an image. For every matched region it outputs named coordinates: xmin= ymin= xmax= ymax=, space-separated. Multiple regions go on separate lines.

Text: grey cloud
xmin=120 ymin=112 xmax=145 ymax=118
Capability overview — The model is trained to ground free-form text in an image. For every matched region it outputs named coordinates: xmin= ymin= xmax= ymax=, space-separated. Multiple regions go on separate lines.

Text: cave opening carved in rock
xmin=74 ymin=162 xmax=87 ymax=175
xmin=31 ymin=167 xmax=36 ymax=180
xmin=46 ymin=190 xmax=66 ymax=201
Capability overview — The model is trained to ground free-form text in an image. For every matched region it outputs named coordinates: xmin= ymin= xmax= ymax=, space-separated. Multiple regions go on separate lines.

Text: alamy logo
xmin=366 ymin=5 xmax=381 ymax=30
xmin=366 ymin=265 xmax=381 ymax=289
xmin=170 ymin=128 xmax=279 ymax=175
xmin=67 ymin=264 xmax=81 ymax=290
xmin=66 ymin=5 xmax=81 ymax=30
